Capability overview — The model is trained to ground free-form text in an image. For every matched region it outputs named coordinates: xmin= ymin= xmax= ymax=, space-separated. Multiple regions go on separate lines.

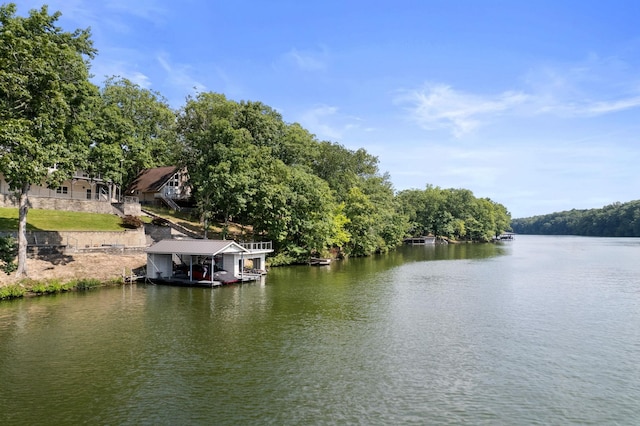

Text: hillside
xmin=511 ymin=200 xmax=640 ymax=237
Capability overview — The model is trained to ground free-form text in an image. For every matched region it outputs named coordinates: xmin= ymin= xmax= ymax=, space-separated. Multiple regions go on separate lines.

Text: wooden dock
xmin=404 ymin=236 xmax=436 ymax=245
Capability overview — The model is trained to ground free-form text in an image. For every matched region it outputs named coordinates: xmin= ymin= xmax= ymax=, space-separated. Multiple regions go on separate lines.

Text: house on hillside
xmin=125 ymin=166 xmax=191 ymax=209
xmin=0 ymin=168 xmax=120 ymax=203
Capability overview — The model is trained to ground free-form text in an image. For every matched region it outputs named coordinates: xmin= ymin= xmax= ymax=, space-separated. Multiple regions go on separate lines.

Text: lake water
xmin=1 ymin=235 xmax=639 ymax=425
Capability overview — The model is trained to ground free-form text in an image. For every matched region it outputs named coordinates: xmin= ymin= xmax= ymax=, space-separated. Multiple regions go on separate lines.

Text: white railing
xmin=240 ymin=241 xmax=273 ymax=251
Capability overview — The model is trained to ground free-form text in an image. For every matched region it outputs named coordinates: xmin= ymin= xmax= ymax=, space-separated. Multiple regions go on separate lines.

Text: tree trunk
xmin=15 ymin=184 xmax=29 ymax=278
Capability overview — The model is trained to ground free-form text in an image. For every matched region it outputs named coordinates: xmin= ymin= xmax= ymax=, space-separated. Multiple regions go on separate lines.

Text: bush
xmin=151 ymin=216 xmax=170 ymax=226
xmin=74 ymin=278 xmax=101 ymax=290
xmin=0 ymin=284 xmax=26 ymax=300
xmin=121 ymin=215 xmax=144 ymax=229
xmin=0 ymin=236 xmax=17 ymax=275
xmin=30 ymin=283 xmax=49 ymax=294
xmin=267 ymin=252 xmax=297 ymax=267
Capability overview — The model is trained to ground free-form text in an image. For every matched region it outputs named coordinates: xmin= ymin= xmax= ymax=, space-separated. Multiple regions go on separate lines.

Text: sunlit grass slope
xmin=0 ymin=208 xmax=124 ymax=231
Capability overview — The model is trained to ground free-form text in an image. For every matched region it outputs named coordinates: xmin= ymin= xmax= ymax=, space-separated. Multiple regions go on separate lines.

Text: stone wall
xmin=0 ymin=194 xmax=121 ymax=215
xmin=0 ymin=228 xmax=147 ymax=251
xmin=0 ymin=194 xmax=17 ymax=207
xmin=1 ymin=194 xmax=143 ymax=217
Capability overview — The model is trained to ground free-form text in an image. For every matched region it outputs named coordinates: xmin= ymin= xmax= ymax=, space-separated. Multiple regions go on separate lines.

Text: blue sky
xmin=17 ymin=0 xmax=640 ymax=217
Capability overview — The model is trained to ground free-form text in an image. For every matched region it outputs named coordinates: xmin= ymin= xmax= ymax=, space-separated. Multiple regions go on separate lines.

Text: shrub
xmin=121 ymin=215 xmax=144 ymax=229
xmin=74 ymin=278 xmax=101 ymax=290
xmin=267 ymin=252 xmax=297 ymax=267
xmin=0 ymin=284 xmax=26 ymax=300
xmin=0 ymin=236 xmax=17 ymax=275
xmin=30 ymin=283 xmax=49 ymax=294
xmin=151 ymin=216 xmax=170 ymax=226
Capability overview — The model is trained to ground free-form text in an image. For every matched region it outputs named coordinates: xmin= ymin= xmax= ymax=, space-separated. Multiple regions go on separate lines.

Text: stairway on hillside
xmin=142 ymin=209 xmax=202 ymax=239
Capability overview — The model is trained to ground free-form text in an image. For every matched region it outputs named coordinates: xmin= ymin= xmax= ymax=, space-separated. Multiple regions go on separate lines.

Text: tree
xmin=178 ymin=93 xmax=262 ymax=236
xmin=90 ymin=77 xmax=177 ymax=191
xmin=311 ymin=142 xmax=378 ymax=201
xmin=0 ymin=4 xmax=97 ymax=277
xmin=343 ymin=187 xmax=378 ymax=256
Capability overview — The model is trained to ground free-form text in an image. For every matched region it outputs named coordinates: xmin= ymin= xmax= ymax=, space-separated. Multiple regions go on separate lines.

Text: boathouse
xmin=404 ymin=236 xmax=436 ymax=245
xmin=145 ymin=239 xmax=273 ymax=285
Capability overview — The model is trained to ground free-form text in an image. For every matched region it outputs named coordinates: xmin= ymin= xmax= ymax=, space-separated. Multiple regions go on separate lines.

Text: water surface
xmin=1 ymin=236 xmax=639 ymax=424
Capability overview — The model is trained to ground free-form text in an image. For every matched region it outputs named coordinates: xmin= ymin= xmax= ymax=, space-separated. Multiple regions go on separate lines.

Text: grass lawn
xmin=0 ymin=207 xmax=125 ymax=231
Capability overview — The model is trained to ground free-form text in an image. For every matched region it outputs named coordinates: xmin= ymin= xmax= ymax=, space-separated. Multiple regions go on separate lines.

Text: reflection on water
xmin=1 ymin=236 xmax=639 ymax=424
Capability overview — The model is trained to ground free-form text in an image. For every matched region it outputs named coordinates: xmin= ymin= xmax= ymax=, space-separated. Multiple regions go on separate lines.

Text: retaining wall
xmin=0 ymin=228 xmax=147 ymax=251
xmin=0 ymin=194 xmax=141 ymax=216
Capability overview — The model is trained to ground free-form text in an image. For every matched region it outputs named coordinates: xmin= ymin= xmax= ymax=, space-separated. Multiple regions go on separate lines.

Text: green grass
xmin=0 ymin=208 xmax=125 ymax=231
xmin=0 ymin=284 xmax=26 ymax=300
xmin=1 ymin=278 xmax=115 ymax=301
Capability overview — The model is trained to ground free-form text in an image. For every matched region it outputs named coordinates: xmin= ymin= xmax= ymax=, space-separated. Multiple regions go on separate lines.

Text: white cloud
xmin=299 ymin=105 xmax=342 ymax=140
xmin=105 ymin=0 xmax=169 ymax=23
xmin=395 ymin=84 xmax=528 ymax=137
xmin=283 ymin=47 xmax=329 ymax=72
xmin=539 ymin=95 xmax=640 ymax=116
xmin=296 ymin=105 xmax=369 ymax=142
xmin=90 ymin=56 xmax=152 ymax=88
xmin=524 ymin=54 xmax=640 ymax=116
xmin=157 ymin=53 xmax=206 ymax=99
xmin=398 ymin=54 xmax=640 ymax=137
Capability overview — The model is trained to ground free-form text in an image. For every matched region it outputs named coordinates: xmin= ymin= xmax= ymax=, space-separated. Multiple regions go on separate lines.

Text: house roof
xmin=146 ymin=239 xmax=249 ymax=256
xmin=126 ymin=166 xmax=178 ymax=194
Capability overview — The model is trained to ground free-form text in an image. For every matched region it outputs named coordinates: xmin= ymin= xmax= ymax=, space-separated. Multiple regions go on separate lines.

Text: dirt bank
xmin=0 ymin=252 xmax=147 ymax=286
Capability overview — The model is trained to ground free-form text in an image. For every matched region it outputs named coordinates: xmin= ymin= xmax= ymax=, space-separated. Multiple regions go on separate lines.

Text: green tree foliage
xmin=311 ymin=142 xmax=378 ymax=201
xmin=0 ymin=236 xmax=17 ymax=274
xmin=397 ymin=186 xmax=511 ymax=241
xmin=177 ymin=93 xmax=259 ymax=237
xmin=309 ymin=141 xmax=408 ymax=256
xmin=176 ymin=91 xmax=410 ymax=261
xmin=511 ymin=200 xmax=640 ymax=236
xmin=0 ymin=3 xmax=97 ymax=276
xmin=90 ymin=77 xmax=177 ymax=189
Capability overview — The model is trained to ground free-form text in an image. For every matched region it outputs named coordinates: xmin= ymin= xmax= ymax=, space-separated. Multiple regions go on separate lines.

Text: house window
xmin=86 ymin=189 xmax=92 ymax=200
xmin=56 ymin=187 xmax=68 ymax=194
xmin=168 ymin=173 xmax=179 ymax=187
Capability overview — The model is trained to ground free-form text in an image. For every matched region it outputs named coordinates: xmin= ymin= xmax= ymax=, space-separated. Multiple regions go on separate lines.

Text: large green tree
xmin=89 ymin=77 xmax=177 ymax=192
xmin=178 ymin=93 xmax=261 ymax=237
xmin=0 ymin=4 xmax=97 ymax=276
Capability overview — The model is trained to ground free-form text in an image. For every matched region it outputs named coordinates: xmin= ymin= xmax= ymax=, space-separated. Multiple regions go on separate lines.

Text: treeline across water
xmin=511 ymin=200 xmax=640 ymax=237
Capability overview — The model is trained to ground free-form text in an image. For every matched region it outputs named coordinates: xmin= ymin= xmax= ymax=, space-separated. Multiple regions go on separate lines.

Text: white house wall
xmin=146 ymin=253 xmax=173 ymax=279
xmin=222 ymin=253 xmax=241 ymax=276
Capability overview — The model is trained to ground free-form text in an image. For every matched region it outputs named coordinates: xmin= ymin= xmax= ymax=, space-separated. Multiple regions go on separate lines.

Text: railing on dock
xmin=240 ymin=241 xmax=273 ymax=251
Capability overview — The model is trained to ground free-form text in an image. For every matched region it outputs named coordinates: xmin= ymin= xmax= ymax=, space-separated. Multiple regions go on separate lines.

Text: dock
xmin=404 ymin=236 xmax=436 ymax=245
xmin=144 ymin=239 xmax=273 ymax=287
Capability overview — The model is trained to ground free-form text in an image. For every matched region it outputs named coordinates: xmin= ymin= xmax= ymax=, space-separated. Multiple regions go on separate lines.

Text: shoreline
xmin=0 ymin=252 xmax=147 ymax=287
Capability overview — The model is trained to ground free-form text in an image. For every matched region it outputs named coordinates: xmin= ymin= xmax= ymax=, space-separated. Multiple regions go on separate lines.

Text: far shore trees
xmin=397 ymin=186 xmax=511 ymax=242
xmin=0 ymin=4 xmax=98 ymax=277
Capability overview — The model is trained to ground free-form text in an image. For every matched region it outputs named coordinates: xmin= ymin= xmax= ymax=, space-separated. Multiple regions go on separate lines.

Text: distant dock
xmin=404 ymin=236 xmax=436 ymax=245
xmin=494 ymin=232 xmax=515 ymax=241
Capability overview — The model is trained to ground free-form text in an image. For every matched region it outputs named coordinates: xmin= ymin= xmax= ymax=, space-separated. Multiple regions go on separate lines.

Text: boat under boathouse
xmin=145 ymin=239 xmax=273 ymax=285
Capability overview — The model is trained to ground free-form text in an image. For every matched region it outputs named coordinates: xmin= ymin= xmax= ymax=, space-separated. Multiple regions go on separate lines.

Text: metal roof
xmin=146 ymin=239 xmax=249 ymax=256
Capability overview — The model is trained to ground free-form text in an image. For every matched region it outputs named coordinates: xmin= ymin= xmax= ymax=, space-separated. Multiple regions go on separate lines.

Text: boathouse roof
xmin=146 ymin=239 xmax=249 ymax=256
